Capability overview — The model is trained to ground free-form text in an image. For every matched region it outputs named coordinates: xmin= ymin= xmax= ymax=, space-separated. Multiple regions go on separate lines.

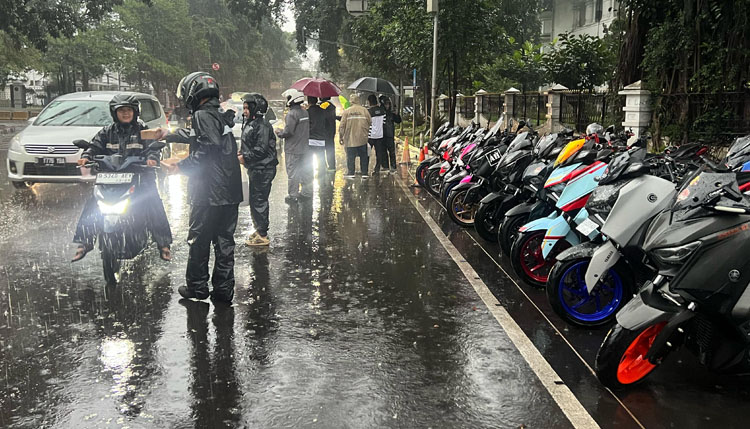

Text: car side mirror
xmin=72 ymin=139 xmax=90 ymax=149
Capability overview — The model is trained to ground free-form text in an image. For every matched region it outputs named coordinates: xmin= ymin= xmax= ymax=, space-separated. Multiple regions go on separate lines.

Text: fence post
xmin=545 ymin=84 xmax=568 ymax=131
xmin=455 ymin=93 xmax=464 ymax=126
xmin=504 ymin=87 xmax=520 ymax=127
xmin=475 ymin=89 xmax=487 ymax=127
xmin=618 ymin=80 xmax=652 ymax=139
xmin=437 ymin=94 xmax=449 ymax=122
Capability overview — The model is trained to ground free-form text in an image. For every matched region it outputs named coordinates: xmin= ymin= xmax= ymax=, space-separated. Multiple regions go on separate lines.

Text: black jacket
xmin=83 ymin=120 xmax=160 ymax=162
xmin=240 ymin=116 xmax=278 ymax=170
xmin=383 ymin=109 xmax=402 ymax=139
xmin=307 ymin=103 xmax=336 ymax=142
xmin=173 ymin=98 xmax=243 ymax=206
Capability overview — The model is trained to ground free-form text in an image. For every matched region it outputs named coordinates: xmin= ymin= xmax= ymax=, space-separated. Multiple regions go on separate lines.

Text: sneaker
xmin=178 ymin=286 xmax=209 ymax=300
xmin=344 ymin=174 xmax=356 ymax=179
xmin=361 ymin=174 xmax=370 ymax=178
xmin=245 ymin=234 xmax=270 ymax=246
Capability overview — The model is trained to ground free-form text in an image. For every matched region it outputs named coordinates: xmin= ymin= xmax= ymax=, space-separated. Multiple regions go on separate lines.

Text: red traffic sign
xmin=212 ymin=63 xmax=220 ymax=71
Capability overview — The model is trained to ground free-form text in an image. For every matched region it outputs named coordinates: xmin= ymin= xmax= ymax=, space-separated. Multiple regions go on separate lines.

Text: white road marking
xmin=396 ymin=178 xmax=601 ymax=429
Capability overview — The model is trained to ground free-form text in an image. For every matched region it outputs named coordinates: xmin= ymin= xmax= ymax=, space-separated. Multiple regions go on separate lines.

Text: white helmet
xmin=282 ymin=88 xmax=305 ymax=106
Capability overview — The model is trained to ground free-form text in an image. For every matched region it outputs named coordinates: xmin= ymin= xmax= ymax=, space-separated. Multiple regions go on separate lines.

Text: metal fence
xmin=559 ymin=91 xmax=624 ymax=133
xmin=481 ymin=94 xmax=504 ymax=124
xmin=653 ymin=91 xmax=750 ymax=145
xmin=511 ymin=93 xmax=545 ymax=126
xmin=457 ymin=96 xmax=475 ymax=119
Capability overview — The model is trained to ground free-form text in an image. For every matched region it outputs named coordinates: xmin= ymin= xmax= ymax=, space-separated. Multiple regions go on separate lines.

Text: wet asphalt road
xmin=0 ymin=126 xmax=749 ymax=429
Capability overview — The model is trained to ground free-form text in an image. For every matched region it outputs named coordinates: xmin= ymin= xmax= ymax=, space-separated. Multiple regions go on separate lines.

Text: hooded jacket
xmin=174 ymin=98 xmax=243 ymax=206
xmin=240 ymin=115 xmax=278 ymax=170
xmin=277 ymin=103 xmax=310 ymax=155
xmin=338 ymin=94 xmax=371 ymax=148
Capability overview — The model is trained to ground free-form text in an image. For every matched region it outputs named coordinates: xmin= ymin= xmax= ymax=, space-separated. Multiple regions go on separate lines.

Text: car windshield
xmin=33 ymin=100 xmax=111 ymax=127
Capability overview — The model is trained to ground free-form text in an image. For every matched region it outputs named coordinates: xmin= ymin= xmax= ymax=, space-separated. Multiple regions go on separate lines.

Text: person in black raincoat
xmin=165 ymin=72 xmax=243 ymax=303
xmin=319 ymin=96 xmax=338 ymax=171
xmin=238 ymin=93 xmax=278 ymax=246
xmin=307 ymin=96 xmax=336 ymax=188
xmin=379 ymin=95 xmax=402 ymax=173
xmin=71 ymin=94 xmax=172 ymax=262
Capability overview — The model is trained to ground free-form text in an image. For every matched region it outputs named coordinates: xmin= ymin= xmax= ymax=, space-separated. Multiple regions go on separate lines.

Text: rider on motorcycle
xmin=71 ymin=94 xmax=173 ymax=262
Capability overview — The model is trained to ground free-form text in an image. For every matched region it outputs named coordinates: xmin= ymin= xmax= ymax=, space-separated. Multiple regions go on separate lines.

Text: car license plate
xmin=487 ymin=149 xmax=503 ymax=166
xmin=576 ymin=217 xmax=599 ymax=236
xmin=96 ymin=172 xmax=134 ymax=184
xmin=37 ymin=157 xmax=66 ymax=166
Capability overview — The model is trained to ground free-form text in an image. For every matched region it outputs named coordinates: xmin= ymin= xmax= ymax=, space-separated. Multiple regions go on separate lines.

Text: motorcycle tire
xmin=595 ymin=322 xmax=668 ymax=389
xmin=441 ymin=181 xmax=459 ymax=207
xmin=425 ymin=169 xmax=441 ymax=197
xmin=102 ymin=249 xmax=121 ymax=285
xmin=416 ymin=161 xmax=430 ymax=188
xmin=498 ymin=213 xmax=528 ymax=257
xmin=474 ymin=200 xmax=502 ymax=242
xmin=446 ymin=188 xmax=477 ymax=227
xmin=510 ymin=230 xmax=568 ymax=288
xmin=546 ymin=258 xmax=634 ymax=328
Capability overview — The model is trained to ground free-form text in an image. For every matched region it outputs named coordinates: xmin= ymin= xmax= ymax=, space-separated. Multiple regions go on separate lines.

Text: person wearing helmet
xmin=238 ymin=93 xmax=278 ymax=246
xmin=367 ymin=94 xmax=386 ymax=174
xmin=379 ymin=95 xmax=402 ymax=173
xmin=307 ymin=96 xmax=336 ymax=188
xmin=71 ymin=94 xmax=172 ymax=263
xmin=165 ymin=71 xmax=243 ymax=303
xmin=276 ymin=88 xmax=311 ymax=203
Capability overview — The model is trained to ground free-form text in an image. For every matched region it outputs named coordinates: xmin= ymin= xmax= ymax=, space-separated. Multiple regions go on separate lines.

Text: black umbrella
xmin=347 ymin=77 xmax=398 ymax=95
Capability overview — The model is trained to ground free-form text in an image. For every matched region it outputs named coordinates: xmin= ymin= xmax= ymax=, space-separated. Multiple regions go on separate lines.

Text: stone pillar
xmin=504 ymin=87 xmax=520 ymax=126
xmin=474 ymin=89 xmax=487 ymax=127
xmin=545 ymin=83 xmax=568 ymax=132
xmin=619 ymin=80 xmax=652 ymax=139
xmin=454 ymin=93 xmax=464 ymax=126
xmin=437 ymin=94 xmax=449 ymax=121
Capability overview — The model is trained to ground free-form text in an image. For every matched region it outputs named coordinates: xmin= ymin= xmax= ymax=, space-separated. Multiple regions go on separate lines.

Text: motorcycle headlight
xmin=98 ymin=199 xmax=130 ymax=215
xmin=9 ymin=135 xmax=22 ymax=152
xmin=650 ymin=241 xmax=700 ymax=265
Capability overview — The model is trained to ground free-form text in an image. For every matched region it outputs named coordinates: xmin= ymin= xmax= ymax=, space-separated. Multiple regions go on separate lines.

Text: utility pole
xmin=428 ymin=0 xmax=439 ymax=140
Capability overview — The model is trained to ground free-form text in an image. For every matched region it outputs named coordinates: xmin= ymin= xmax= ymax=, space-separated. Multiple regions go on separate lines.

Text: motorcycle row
xmin=415 ymin=117 xmax=750 ymax=389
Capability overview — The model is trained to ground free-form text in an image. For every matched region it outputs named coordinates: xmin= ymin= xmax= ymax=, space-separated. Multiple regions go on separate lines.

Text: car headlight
xmin=650 ymin=241 xmax=700 ymax=265
xmin=9 ymin=135 xmax=22 ymax=152
xmin=98 ymin=199 xmax=129 ymax=215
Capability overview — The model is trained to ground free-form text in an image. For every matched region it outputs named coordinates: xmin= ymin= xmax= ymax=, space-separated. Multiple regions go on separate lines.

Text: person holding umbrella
xmin=380 ymin=95 xmax=402 ymax=173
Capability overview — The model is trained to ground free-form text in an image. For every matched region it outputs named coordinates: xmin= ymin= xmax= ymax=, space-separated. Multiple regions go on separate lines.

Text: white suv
xmin=7 ymin=91 xmax=167 ymax=189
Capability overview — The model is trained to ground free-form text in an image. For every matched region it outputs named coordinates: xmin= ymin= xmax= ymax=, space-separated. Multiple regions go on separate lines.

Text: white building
xmin=540 ymin=0 xmax=619 ymax=45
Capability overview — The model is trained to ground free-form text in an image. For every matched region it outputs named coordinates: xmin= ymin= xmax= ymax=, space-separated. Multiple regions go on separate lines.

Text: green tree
xmin=545 ymin=33 xmax=615 ymax=90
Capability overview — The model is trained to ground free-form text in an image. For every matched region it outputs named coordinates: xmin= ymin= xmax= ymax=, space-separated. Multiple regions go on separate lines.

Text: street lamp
xmin=428 ymin=0 xmax=438 ymax=140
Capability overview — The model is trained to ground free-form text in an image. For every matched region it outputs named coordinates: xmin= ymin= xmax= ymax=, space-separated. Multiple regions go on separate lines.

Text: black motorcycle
xmin=73 ymin=139 xmax=166 ymax=284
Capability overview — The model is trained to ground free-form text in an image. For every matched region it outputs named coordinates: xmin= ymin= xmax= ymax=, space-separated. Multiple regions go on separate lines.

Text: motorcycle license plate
xmin=487 ymin=149 xmax=503 ymax=166
xmin=96 ymin=172 xmax=134 ymax=184
xmin=37 ymin=157 xmax=65 ymax=166
xmin=576 ymin=217 xmax=599 ymax=236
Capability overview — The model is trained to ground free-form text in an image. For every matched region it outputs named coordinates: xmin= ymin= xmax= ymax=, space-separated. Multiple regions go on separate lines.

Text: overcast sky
xmin=281 ymin=3 xmax=321 ymax=74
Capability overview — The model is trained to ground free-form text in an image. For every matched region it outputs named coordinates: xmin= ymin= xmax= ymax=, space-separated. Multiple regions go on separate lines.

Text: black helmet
xmin=177 ymin=71 xmax=220 ymax=112
xmin=109 ymin=94 xmax=140 ymax=123
xmin=242 ymin=93 xmax=268 ymax=119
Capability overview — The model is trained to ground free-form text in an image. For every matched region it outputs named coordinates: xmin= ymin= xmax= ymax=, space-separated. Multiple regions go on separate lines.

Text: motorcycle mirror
xmin=72 ymin=139 xmax=90 ymax=149
xmin=605 ymin=125 xmax=615 ymax=134
xmin=516 ymin=120 xmax=526 ymax=131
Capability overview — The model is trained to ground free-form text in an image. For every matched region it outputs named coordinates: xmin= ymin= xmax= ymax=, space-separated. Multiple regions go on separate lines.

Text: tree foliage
xmin=545 ymin=33 xmax=615 ymax=90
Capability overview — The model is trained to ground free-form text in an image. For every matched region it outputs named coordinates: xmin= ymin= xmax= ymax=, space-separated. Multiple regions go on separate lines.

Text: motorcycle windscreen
xmin=673 ymin=171 xmax=750 ymax=221
xmin=544 ymin=163 xmax=582 ymax=188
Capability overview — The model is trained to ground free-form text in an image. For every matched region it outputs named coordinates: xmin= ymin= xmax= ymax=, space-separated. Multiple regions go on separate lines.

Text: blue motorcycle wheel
xmin=547 ymin=258 xmax=630 ymax=328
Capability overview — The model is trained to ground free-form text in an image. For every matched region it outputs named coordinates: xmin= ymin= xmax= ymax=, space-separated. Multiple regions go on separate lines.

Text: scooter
xmin=595 ymin=168 xmax=750 ymax=389
xmin=73 ymin=139 xmax=166 ymax=284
